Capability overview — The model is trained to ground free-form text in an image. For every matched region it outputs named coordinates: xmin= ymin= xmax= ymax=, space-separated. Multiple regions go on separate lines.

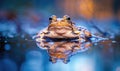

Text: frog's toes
xmin=63 ymin=58 xmax=70 ymax=64
xmin=49 ymin=58 xmax=57 ymax=63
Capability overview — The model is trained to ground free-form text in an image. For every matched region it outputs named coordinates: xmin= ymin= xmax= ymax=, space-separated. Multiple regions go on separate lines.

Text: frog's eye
xmin=51 ymin=15 xmax=57 ymax=21
xmin=49 ymin=17 xmax=52 ymax=20
xmin=63 ymin=15 xmax=71 ymax=20
xmin=66 ymin=17 xmax=71 ymax=20
xmin=49 ymin=15 xmax=57 ymax=21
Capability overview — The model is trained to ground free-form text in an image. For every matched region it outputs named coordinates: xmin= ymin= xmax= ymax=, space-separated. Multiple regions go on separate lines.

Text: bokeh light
xmin=0 ymin=0 xmax=120 ymax=71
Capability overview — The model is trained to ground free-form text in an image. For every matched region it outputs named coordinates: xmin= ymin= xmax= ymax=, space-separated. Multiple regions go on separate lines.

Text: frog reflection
xmin=39 ymin=41 xmax=92 ymax=64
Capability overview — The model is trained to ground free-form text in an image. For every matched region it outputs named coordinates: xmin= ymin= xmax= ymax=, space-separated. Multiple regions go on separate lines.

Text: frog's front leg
xmin=78 ymin=27 xmax=91 ymax=42
xmin=75 ymin=31 xmax=86 ymax=43
xmin=34 ymin=33 xmax=46 ymax=49
xmin=34 ymin=28 xmax=48 ymax=40
xmin=33 ymin=29 xmax=50 ymax=49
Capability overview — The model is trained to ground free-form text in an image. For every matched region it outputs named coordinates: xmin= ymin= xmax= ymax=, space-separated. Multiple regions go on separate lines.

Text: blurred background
xmin=0 ymin=0 xmax=120 ymax=71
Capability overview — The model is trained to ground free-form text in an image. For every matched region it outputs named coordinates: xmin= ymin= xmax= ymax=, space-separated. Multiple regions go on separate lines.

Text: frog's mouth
xmin=55 ymin=29 xmax=67 ymax=35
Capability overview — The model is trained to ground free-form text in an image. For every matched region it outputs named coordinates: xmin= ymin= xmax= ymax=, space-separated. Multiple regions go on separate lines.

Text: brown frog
xmin=34 ymin=15 xmax=91 ymax=42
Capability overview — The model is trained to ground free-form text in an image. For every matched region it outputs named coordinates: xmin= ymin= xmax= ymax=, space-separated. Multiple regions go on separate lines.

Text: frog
xmin=33 ymin=15 xmax=109 ymax=64
xmin=34 ymin=15 xmax=92 ymax=43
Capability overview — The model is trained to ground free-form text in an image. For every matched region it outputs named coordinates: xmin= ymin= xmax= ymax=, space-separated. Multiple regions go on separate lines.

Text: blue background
xmin=0 ymin=0 xmax=120 ymax=71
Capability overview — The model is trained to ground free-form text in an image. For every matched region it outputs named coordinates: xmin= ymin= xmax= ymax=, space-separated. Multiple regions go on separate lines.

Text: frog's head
xmin=48 ymin=15 xmax=75 ymax=35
